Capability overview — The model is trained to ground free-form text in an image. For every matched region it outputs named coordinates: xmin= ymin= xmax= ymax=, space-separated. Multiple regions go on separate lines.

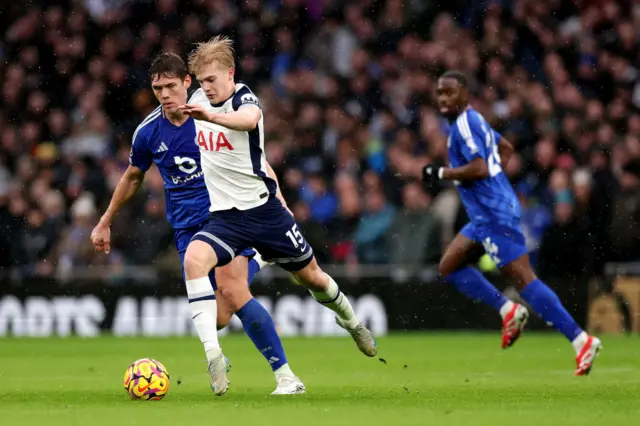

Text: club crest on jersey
xmin=196 ymin=130 xmax=234 ymax=152
xmin=241 ymin=93 xmax=259 ymax=106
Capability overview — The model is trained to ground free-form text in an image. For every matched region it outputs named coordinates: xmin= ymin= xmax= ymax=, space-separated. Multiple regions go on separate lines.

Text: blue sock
xmin=236 ymin=298 xmax=287 ymax=371
xmin=446 ymin=267 xmax=509 ymax=312
xmin=520 ymin=279 xmax=583 ymax=341
xmin=247 ymin=258 xmax=260 ymax=287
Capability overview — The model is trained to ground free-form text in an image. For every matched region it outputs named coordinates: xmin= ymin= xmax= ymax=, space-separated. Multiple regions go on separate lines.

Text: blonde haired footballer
xmin=178 ymin=36 xmax=377 ymax=396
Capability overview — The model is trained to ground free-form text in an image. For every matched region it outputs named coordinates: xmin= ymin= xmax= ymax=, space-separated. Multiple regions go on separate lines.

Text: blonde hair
xmin=188 ymin=36 xmax=235 ymax=75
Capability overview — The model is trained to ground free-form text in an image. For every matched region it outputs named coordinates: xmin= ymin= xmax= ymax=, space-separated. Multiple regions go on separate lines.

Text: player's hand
xmin=422 ymin=164 xmax=443 ymax=183
xmin=178 ymin=104 xmax=213 ymax=122
xmin=90 ymin=222 xmax=112 ymax=254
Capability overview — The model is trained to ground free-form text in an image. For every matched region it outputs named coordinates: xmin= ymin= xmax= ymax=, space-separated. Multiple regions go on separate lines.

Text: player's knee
xmin=183 ymin=242 xmax=217 ymax=280
xmin=512 ymin=270 xmax=536 ymax=290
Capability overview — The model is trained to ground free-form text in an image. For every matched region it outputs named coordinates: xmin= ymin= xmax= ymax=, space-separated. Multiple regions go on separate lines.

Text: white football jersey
xmin=188 ymin=84 xmax=277 ymax=211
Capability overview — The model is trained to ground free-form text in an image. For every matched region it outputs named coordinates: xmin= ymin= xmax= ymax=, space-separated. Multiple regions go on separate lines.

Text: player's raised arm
xmin=423 ymin=115 xmax=490 ymax=182
xmin=179 ymin=103 xmax=260 ymax=131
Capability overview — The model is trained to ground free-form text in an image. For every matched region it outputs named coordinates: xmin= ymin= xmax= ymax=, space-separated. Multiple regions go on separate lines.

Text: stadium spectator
xmin=354 ymin=185 xmax=396 ymax=264
xmin=0 ymin=0 xmax=638 ymax=280
xmin=387 ymin=181 xmax=441 ymax=265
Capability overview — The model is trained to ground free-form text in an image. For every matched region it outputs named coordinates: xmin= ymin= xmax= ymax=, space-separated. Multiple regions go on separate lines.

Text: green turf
xmin=0 ymin=333 xmax=638 ymax=426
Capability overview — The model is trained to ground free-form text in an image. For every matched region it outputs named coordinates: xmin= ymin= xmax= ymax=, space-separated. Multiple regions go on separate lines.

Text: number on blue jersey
xmin=448 ymin=108 xmax=522 ymax=225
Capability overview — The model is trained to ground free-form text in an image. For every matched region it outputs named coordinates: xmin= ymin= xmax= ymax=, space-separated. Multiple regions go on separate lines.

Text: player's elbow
xmin=124 ymin=166 xmax=144 ymax=184
xmin=471 ymin=160 xmax=489 ymax=179
xmin=499 ymin=141 xmax=514 ymax=159
xmin=500 ymin=138 xmax=514 ymax=153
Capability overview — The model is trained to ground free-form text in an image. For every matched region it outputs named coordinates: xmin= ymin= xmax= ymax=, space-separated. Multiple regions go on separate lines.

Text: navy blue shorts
xmin=461 ymin=221 xmax=528 ymax=268
xmin=191 ymin=196 xmax=314 ymax=271
xmin=174 ymin=222 xmax=256 ymax=287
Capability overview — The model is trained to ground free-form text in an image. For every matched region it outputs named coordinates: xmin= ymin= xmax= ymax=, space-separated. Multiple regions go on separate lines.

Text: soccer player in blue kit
xmin=90 ymin=53 xmax=305 ymax=395
xmin=422 ymin=71 xmax=601 ymax=376
xmin=178 ymin=36 xmax=377 ymax=396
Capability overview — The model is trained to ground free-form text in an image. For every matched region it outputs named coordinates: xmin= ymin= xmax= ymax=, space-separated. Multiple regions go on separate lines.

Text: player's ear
xmin=183 ymin=74 xmax=192 ymax=90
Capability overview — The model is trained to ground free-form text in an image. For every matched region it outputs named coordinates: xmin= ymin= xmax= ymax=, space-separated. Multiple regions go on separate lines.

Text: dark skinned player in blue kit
xmin=422 ymin=71 xmax=601 ymax=376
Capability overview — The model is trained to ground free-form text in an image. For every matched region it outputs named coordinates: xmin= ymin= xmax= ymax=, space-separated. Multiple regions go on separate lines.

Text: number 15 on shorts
xmin=286 ymin=224 xmax=307 ymax=252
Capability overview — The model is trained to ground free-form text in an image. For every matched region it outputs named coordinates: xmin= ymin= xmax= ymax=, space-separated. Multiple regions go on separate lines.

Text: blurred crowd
xmin=0 ymin=0 xmax=639 ymax=280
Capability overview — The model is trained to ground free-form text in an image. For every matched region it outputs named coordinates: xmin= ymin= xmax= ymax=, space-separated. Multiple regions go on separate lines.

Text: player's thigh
xmin=252 ymin=198 xmax=315 ymax=273
xmin=439 ymin=224 xmax=484 ymax=276
xmin=215 ymin=255 xmax=252 ymax=311
xmin=190 ymin=215 xmax=249 ymax=269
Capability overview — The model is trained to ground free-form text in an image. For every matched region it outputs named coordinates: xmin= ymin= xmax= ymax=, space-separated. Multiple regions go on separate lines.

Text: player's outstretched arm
xmin=179 ymin=104 xmax=261 ymax=131
xmin=90 ymin=165 xmax=145 ymax=254
xmin=423 ymin=157 xmax=489 ymax=183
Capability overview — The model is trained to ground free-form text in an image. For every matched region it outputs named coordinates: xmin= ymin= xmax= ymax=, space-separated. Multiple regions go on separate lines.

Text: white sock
xmin=186 ymin=276 xmax=221 ymax=362
xmin=499 ymin=300 xmax=515 ymax=319
xmin=274 ymin=363 xmax=296 ymax=380
xmin=571 ymin=331 xmax=588 ymax=354
xmin=310 ymin=275 xmax=359 ymax=329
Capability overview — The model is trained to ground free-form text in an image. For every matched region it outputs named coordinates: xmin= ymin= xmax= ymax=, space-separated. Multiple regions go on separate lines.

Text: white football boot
xmin=335 ymin=317 xmax=377 ymax=357
xmin=271 ymin=376 xmax=306 ymax=395
xmin=207 ymin=353 xmax=231 ymax=396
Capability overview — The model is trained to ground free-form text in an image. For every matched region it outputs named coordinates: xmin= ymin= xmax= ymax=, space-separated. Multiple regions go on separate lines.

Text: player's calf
xmin=290 ymin=258 xmax=377 ymax=357
xmin=215 ymin=295 xmax=234 ymax=330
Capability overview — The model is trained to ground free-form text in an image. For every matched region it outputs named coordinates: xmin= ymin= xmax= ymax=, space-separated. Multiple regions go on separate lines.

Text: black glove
xmin=422 ymin=164 xmax=443 ymax=183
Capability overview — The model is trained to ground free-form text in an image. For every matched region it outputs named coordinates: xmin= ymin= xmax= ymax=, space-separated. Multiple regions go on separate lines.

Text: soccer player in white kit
xmin=178 ymin=36 xmax=377 ymax=396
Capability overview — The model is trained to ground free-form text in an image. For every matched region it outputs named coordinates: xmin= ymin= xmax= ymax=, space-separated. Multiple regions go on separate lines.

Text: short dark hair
xmin=440 ymin=70 xmax=468 ymax=88
xmin=149 ymin=52 xmax=188 ymax=81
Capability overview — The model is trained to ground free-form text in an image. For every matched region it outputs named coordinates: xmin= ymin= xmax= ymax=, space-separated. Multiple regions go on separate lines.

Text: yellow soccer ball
xmin=123 ymin=358 xmax=170 ymax=401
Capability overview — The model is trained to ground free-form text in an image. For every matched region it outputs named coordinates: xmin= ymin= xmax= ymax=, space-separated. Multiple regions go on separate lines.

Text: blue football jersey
xmin=129 ymin=107 xmax=210 ymax=229
xmin=447 ymin=108 xmax=521 ymax=225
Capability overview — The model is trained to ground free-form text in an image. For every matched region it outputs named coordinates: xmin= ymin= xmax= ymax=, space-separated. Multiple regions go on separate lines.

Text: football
xmin=123 ymin=358 xmax=170 ymax=400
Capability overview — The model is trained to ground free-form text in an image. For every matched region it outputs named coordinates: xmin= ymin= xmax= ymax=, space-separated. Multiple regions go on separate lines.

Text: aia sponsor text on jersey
xmin=196 ymin=130 xmax=234 ymax=152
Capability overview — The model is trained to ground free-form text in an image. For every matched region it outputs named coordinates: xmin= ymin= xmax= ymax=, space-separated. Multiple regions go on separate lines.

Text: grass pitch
xmin=0 ymin=333 xmax=638 ymax=426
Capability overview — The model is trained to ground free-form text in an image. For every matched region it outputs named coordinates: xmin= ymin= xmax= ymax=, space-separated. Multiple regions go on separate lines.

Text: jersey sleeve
xmin=232 ymin=85 xmax=261 ymax=111
xmin=129 ymin=125 xmax=153 ymax=171
xmin=455 ymin=112 xmax=487 ymax=163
